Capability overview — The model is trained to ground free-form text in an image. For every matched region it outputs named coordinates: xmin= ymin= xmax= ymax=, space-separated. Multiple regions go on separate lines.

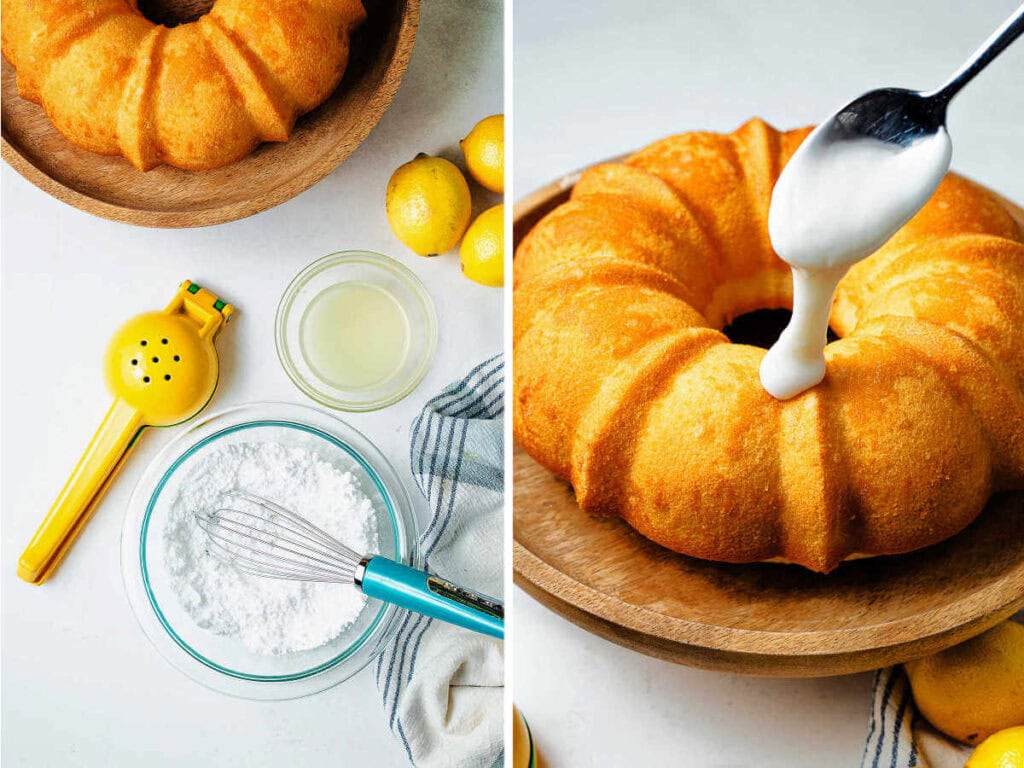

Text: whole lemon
xmin=386 ymin=154 xmax=472 ymax=256
xmin=966 ymin=727 xmax=1024 ymax=768
xmin=460 ymin=204 xmax=504 ymax=287
xmin=905 ymin=621 xmax=1024 ymax=746
xmin=461 ymin=114 xmax=504 ymax=193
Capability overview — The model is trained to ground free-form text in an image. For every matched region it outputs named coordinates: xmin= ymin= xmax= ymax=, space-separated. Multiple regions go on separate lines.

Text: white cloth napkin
xmin=861 ymin=611 xmax=1024 ymax=768
xmin=377 ymin=355 xmax=505 ymax=768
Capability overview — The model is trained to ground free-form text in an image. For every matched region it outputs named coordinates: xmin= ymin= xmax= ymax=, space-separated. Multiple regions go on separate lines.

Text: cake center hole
xmin=137 ymin=0 xmax=214 ymax=26
xmin=723 ymin=308 xmax=839 ymax=350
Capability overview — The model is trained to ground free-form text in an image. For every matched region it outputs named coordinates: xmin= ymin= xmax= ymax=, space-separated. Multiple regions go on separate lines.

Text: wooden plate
xmin=512 ymin=163 xmax=1024 ymax=677
xmin=1 ymin=0 xmax=419 ymax=228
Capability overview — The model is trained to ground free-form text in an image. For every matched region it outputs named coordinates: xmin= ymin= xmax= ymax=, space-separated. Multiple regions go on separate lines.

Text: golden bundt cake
xmin=1 ymin=0 xmax=365 ymax=170
xmin=513 ymin=118 xmax=1024 ymax=574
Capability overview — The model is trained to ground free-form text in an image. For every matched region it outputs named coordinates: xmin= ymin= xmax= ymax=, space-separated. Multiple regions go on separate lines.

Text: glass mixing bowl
xmin=121 ymin=402 xmax=417 ymax=700
xmin=276 ymin=251 xmax=438 ymax=412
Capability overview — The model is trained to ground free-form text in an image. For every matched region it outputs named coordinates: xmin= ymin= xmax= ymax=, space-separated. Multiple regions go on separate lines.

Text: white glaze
xmin=759 ymin=121 xmax=952 ymax=399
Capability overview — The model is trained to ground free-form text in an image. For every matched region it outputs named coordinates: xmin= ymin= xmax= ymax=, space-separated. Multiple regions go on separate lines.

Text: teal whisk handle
xmin=355 ymin=557 xmax=504 ymax=639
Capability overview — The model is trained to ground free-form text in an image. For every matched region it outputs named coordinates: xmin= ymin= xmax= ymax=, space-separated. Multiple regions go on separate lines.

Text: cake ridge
xmin=515 ymin=193 xmax=720 ymax=310
xmin=200 ymin=14 xmax=294 ymax=142
xmin=116 ymin=25 xmax=165 ymax=170
xmin=571 ymin=162 xmax=725 ymax=286
xmin=571 ymin=327 xmax=726 ymax=518
xmin=775 ymin=386 xmax=848 ymax=572
xmin=626 ymin=129 xmax=758 ymax=283
xmin=12 ymin=2 xmax=127 ymax=99
xmin=32 ymin=3 xmax=126 ymax=62
xmin=731 ymin=117 xmax=785 ymax=274
xmin=839 ymin=176 xmax=1024 ymax=303
xmin=860 ymin=315 xmax=1024 ymax=483
xmin=513 ymin=258 xmax=704 ymax=346
xmin=514 ymin=281 xmax=708 ymax=479
xmin=622 ymin=343 xmax=788 ymax=565
xmin=623 ymin=157 xmax=732 ymax=288
xmin=823 ymin=333 xmax=992 ymax=558
xmin=856 ymin=237 xmax=1024 ymax=385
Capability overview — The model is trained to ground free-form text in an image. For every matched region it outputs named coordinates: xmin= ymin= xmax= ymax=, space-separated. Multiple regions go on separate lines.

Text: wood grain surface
xmin=1 ymin=0 xmax=419 ymax=228
xmin=512 ymin=160 xmax=1024 ymax=677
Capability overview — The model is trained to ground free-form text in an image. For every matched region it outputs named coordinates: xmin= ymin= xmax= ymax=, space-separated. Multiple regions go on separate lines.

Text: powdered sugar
xmin=162 ymin=440 xmax=379 ymax=655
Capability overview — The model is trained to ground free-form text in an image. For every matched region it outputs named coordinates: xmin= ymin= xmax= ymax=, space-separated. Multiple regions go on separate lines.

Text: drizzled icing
xmin=759 ymin=122 xmax=952 ymax=399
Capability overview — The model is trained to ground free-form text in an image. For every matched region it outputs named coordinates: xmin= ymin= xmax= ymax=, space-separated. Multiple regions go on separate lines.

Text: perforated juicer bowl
xmin=105 ymin=311 xmax=220 ymax=424
xmin=121 ymin=402 xmax=418 ymax=700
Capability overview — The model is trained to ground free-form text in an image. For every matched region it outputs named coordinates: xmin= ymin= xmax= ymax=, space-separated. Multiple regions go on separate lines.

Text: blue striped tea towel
xmin=377 ymin=355 xmax=505 ymax=768
xmin=862 ymin=611 xmax=1024 ymax=768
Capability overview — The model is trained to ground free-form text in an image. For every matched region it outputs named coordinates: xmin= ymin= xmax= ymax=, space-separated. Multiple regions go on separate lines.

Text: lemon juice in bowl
xmin=276 ymin=251 xmax=438 ymax=412
xmin=299 ymin=281 xmax=411 ymax=390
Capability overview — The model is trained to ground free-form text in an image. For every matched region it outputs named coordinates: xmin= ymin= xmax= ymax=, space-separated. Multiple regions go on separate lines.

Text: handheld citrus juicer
xmin=18 ymin=281 xmax=234 ymax=585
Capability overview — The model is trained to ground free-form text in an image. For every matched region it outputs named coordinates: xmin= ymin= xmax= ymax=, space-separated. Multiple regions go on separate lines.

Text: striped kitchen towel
xmin=377 ymin=355 xmax=505 ymax=768
xmin=861 ymin=610 xmax=1024 ymax=768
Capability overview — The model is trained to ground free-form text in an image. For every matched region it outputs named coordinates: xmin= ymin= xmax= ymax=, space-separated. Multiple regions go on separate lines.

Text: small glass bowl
xmin=276 ymin=251 xmax=438 ymax=412
xmin=121 ymin=402 xmax=418 ymax=700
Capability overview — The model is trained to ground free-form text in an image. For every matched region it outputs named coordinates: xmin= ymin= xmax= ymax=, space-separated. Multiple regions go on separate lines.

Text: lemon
xmin=386 ymin=154 xmax=472 ymax=256
xmin=905 ymin=621 xmax=1024 ymax=745
xmin=461 ymin=114 xmax=504 ymax=193
xmin=512 ymin=706 xmax=532 ymax=768
xmin=966 ymin=727 xmax=1024 ymax=768
xmin=460 ymin=204 xmax=504 ymax=287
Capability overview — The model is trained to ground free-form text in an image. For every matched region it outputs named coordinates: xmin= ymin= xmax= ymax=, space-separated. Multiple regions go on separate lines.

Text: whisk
xmin=195 ymin=490 xmax=503 ymax=639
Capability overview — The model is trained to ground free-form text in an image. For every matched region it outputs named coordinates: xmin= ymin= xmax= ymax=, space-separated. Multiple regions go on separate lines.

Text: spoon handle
xmin=928 ymin=3 xmax=1024 ymax=105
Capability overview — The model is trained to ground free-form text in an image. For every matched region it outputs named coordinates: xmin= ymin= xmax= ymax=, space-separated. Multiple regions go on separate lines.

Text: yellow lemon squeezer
xmin=18 ymin=281 xmax=234 ymax=585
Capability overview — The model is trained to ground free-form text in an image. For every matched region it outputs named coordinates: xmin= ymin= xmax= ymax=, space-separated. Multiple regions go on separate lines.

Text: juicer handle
xmin=357 ymin=557 xmax=504 ymax=639
xmin=18 ymin=399 xmax=144 ymax=585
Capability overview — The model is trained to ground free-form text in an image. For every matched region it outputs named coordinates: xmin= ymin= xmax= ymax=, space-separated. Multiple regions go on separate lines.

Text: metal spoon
xmin=761 ymin=5 xmax=1023 ymax=401
xmin=776 ymin=2 xmax=1024 ymax=262
xmin=826 ymin=3 xmax=1024 ymax=148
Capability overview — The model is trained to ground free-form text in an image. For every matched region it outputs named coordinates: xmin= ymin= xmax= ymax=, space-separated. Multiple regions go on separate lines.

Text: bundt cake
xmin=513 ymin=118 xmax=1024 ymax=574
xmin=1 ymin=0 xmax=366 ymax=171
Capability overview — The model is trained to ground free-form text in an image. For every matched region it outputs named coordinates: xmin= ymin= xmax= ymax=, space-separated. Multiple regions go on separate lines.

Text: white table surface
xmin=512 ymin=1 xmax=1024 ymax=766
xmin=0 ymin=1 xmax=502 ymax=765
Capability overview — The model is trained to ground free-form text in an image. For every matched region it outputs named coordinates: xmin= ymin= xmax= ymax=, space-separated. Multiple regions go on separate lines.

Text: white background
xmin=1 ymin=1 xmax=501 ymax=765
xmin=513 ymin=1 xmax=1024 ymax=766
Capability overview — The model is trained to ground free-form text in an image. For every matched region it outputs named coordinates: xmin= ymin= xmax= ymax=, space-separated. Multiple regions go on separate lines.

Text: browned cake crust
xmin=1 ymin=0 xmax=366 ymax=170
xmin=513 ymin=118 xmax=1024 ymax=573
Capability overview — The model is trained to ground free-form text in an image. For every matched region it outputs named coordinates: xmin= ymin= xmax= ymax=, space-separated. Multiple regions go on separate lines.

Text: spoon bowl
xmin=760 ymin=3 xmax=1023 ymax=401
xmin=826 ymin=87 xmax=946 ymax=147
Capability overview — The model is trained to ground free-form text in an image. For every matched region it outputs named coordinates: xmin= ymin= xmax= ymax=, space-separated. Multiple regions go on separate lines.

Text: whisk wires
xmin=194 ymin=489 xmax=363 ymax=584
